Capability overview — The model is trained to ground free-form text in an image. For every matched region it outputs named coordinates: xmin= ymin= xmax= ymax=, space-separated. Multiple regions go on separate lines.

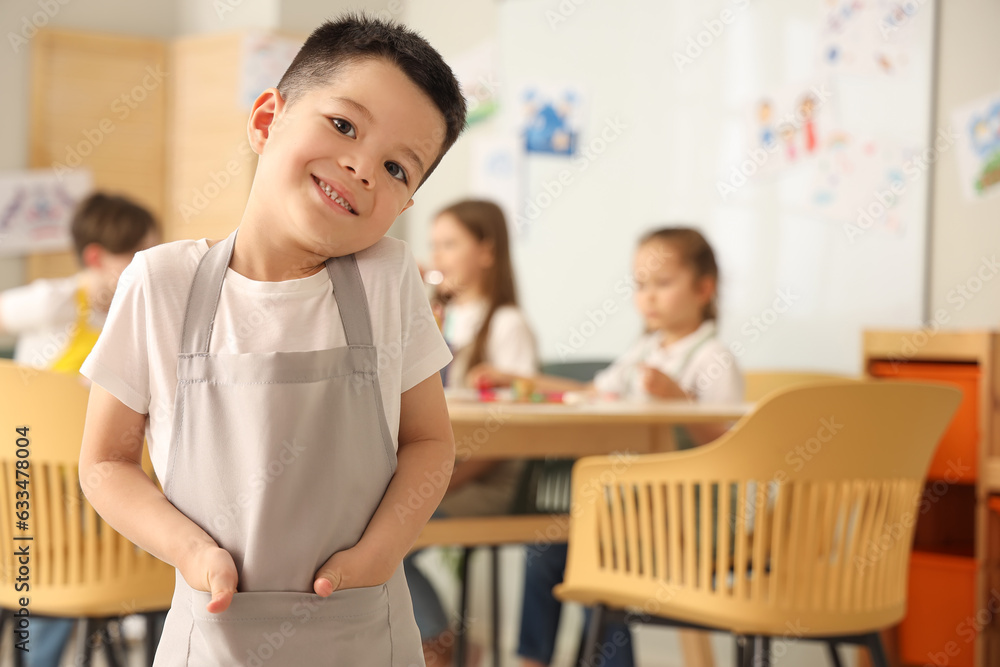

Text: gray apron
xmin=153 ymin=227 xmax=424 ymax=666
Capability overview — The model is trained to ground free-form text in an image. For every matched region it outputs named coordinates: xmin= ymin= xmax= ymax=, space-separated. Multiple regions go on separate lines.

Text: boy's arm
xmin=313 ymin=371 xmax=455 ymax=595
xmin=79 ymin=384 xmax=239 ymax=612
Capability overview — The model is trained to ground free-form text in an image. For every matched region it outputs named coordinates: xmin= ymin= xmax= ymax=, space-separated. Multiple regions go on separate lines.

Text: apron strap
xmin=325 ymin=253 xmax=374 ymax=347
xmin=180 ymin=226 xmax=375 ymax=354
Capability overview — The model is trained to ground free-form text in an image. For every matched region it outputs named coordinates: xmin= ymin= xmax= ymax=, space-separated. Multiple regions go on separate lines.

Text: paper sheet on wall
xmin=817 ymin=0 xmax=922 ymax=77
xmin=0 ymin=169 xmax=93 ymax=256
xmin=449 ymin=41 xmax=500 ymax=127
xmin=469 ymin=135 xmax=524 ymax=238
xmin=952 ymin=92 xmax=1000 ymax=202
xmin=519 ymin=84 xmax=586 ymax=156
xmin=239 ymin=33 xmax=303 ymax=110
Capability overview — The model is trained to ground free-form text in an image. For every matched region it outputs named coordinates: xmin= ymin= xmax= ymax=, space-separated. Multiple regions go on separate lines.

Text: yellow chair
xmin=554 ymin=380 xmax=961 ymax=667
xmin=0 ymin=360 xmax=174 ymax=665
xmin=744 ymin=370 xmax=856 ymax=402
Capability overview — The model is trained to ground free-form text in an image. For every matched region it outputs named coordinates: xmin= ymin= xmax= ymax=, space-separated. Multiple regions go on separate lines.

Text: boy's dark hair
xmin=70 ymin=192 xmax=159 ymax=262
xmin=277 ymin=13 xmax=467 ymax=186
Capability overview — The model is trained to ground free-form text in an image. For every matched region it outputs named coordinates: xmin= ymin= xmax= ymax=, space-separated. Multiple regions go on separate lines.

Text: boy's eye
xmin=385 ymin=161 xmax=408 ymax=184
xmin=331 ymin=118 xmax=356 ymax=138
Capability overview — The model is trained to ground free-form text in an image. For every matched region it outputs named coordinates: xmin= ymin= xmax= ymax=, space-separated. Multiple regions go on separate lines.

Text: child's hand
xmin=466 ymin=363 xmax=516 ymax=389
xmin=179 ymin=543 xmax=239 ymax=613
xmin=313 ymin=545 xmax=395 ymax=596
xmin=641 ymin=365 xmax=688 ymax=400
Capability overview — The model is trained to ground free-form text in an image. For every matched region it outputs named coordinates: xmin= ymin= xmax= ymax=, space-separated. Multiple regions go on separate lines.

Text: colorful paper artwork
xmin=952 ymin=92 xmax=1000 ymax=201
xmin=0 ymin=169 xmax=93 ymax=256
xmin=520 ymin=85 xmax=585 ymax=156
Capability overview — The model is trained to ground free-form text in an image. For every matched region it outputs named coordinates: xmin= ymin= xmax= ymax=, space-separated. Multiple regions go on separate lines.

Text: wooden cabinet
xmin=864 ymin=330 xmax=1000 ymax=667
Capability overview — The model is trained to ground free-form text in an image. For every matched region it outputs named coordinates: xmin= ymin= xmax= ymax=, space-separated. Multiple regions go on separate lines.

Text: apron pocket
xmin=189 ymin=585 xmax=391 ymax=666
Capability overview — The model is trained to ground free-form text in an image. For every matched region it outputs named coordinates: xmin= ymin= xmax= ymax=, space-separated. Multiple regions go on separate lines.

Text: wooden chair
xmin=554 ymin=379 xmax=962 ymax=667
xmin=0 ymin=360 xmax=175 ymax=666
xmin=744 ymin=370 xmax=856 ymax=402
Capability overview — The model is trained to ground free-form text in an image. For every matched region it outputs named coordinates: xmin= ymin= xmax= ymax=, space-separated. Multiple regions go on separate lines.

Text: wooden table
xmin=447 ymin=398 xmax=752 ymax=459
xmin=421 ymin=399 xmax=753 ymax=667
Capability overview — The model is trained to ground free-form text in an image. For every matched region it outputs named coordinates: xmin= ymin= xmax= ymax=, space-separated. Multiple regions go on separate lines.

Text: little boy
xmin=78 ymin=14 xmax=466 ymax=665
xmin=0 ymin=192 xmax=159 ymax=373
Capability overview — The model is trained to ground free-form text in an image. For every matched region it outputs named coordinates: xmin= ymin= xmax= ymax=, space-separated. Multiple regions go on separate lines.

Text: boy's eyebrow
xmin=331 ymin=96 xmax=374 ymax=123
xmin=400 ymin=146 xmax=426 ymax=179
xmin=330 ymin=95 xmax=427 ymax=178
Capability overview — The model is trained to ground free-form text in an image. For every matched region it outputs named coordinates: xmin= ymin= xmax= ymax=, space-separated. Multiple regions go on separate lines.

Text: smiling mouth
xmin=311 ymin=175 xmax=356 ymax=214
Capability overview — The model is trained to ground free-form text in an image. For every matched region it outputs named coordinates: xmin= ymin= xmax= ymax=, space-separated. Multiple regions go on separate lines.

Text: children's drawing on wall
xmin=449 ymin=41 xmax=500 ymax=127
xmin=952 ymin=93 xmax=1000 ymax=201
xmin=520 ymin=85 xmax=584 ymax=156
xmin=719 ymin=80 xmax=837 ymax=202
xmin=0 ymin=169 xmax=93 ymax=256
xmin=792 ymin=137 xmax=921 ymax=239
xmin=746 ymin=81 xmax=833 ymax=174
xmin=818 ymin=0 xmax=917 ymax=76
xmin=239 ymin=33 xmax=303 ymax=110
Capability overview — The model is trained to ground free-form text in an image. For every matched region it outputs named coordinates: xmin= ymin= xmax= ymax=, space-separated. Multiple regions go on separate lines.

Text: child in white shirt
xmin=473 ymin=227 xmax=743 ymax=667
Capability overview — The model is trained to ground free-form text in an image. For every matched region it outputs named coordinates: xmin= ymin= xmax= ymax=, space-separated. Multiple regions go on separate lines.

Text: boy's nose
xmin=345 ymin=165 xmax=370 ymax=187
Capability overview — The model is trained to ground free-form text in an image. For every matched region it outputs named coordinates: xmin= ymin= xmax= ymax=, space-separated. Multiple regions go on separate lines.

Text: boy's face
xmin=248 ymin=58 xmax=446 ymax=257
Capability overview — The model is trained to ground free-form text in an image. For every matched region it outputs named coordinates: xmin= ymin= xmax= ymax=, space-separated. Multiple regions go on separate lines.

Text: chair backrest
xmin=0 ymin=360 xmax=173 ymax=616
xmin=561 ymin=380 xmax=962 ymax=636
xmin=744 ymin=370 xmax=856 ymax=402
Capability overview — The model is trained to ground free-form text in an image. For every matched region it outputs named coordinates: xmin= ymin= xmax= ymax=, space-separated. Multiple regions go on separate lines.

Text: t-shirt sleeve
xmin=486 ymin=308 xmax=538 ymax=377
xmin=689 ymin=346 xmax=744 ymax=404
xmin=79 ymin=255 xmax=150 ymax=414
xmin=0 ymin=280 xmax=68 ymax=334
xmin=398 ymin=249 xmax=452 ymax=393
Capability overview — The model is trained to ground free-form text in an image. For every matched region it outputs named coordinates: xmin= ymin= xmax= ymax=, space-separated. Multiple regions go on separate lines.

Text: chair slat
xmin=609 ymin=483 xmax=627 ymax=573
xmin=667 ymin=482 xmax=682 ymax=586
xmin=732 ymin=480 xmax=748 ymax=600
xmin=750 ymin=482 xmax=769 ymax=602
xmin=864 ymin=480 xmax=893 ymax=612
xmin=798 ymin=482 xmax=822 ymax=610
xmin=716 ymin=481 xmax=732 ymax=596
xmin=683 ymin=482 xmax=696 ymax=589
xmin=623 ymin=484 xmax=641 ymax=576
xmin=637 ymin=483 xmax=653 ymax=580
xmin=49 ymin=465 xmax=67 ymax=587
xmin=768 ymin=480 xmax=790 ymax=605
xmin=651 ymin=482 xmax=667 ymax=582
xmin=699 ymin=481 xmax=712 ymax=592
xmin=596 ymin=484 xmax=614 ymax=570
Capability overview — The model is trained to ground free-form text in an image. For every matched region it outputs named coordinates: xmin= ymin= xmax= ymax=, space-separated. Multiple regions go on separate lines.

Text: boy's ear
xmin=80 ymin=242 xmax=104 ymax=270
xmin=248 ymin=87 xmax=286 ymax=155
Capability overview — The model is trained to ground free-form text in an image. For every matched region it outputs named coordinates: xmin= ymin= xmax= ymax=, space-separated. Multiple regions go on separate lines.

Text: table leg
xmin=679 ymin=629 xmax=714 ymax=667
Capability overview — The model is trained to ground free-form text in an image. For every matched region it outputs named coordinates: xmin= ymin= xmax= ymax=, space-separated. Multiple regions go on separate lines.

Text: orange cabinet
xmin=899 ymin=551 xmax=978 ymax=667
xmin=868 ymin=361 xmax=979 ymax=483
xmin=864 ymin=330 xmax=1000 ymax=667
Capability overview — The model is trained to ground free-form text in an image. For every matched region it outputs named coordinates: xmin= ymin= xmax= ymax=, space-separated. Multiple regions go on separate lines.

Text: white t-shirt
xmin=0 ymin=275 xmax=107 ymax=368
xmin=593 ymin=320 xmax=743 ymax=403
xmin=440 ymin=299 xmax=537 ymax=388
xmin=80 ymin=235 xmax=453 ymax=482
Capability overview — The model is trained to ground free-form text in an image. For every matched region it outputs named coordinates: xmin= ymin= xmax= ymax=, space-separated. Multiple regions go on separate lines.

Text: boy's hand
xmin=313 ymin=545 xmax=395 ymax=596
xmin=179 ymin=543 xmax=239 ymax=613
xmin=641 ymin=365 xmax=688 ymax=400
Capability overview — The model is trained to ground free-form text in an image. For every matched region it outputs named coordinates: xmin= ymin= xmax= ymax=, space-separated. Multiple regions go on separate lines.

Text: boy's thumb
xmin=314 ymin=568 xmax=343 ymax=597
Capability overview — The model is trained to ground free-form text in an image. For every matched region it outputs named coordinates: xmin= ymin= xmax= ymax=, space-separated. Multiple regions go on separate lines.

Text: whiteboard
xmin=484 ymin=0 xmax=935 ymax=374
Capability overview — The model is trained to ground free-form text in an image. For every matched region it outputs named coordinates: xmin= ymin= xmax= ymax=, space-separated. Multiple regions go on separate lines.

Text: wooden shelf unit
xmin=863 ymin=330 xmax=1000 ymax=667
